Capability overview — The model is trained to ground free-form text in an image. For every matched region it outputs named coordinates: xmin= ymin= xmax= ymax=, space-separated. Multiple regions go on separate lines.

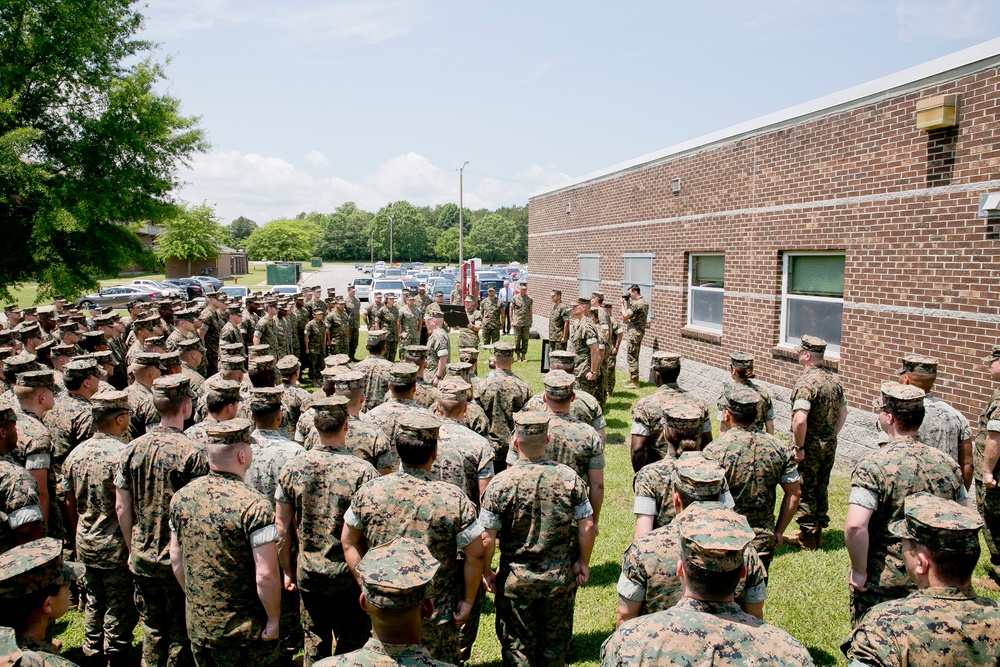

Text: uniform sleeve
xmin=275 ymin=461 xmax=295 ymax=506
xmin=479 ymin=481 xmax=502 ymax=531
xmin=617 ymin=543 xmax=647 ymax=601
xmin=114 ymin=448 xmax=133 ymax=491
xmin=588 ymin=430 xmax=605 ymax=469
xmin=959 ymin=412 xmax=973 ymax=441
xmin=987 ymin=396 xmax=1000 ymax=433
xmin=780 ymin=454 xmax=801 ymax=485
xmin=186 ymin=446 xmax=210 ymax=480
xmin=790 ymin=381 xmax=815 ymax=414
xmin=2 ymin=467 xmax=42 ymax=529
xmin=740 ymin=546 xmax=768 ymax=605
xmin=372 ymin=430 xmax=399 ymax=471
xmin=245 ymin=498 xmax=278 ymax=549
xmin=455 ymin=494 xmax=484 ymax=549
xmin=477 ymin=444 xmax=495 ymax=477
xmin=632 ymin=470 xmax=657 ymax=516
xmin=844 ymin=618 xmax=896 ymax=667
xmin=21 ymin=431 xmax=52 ymax=470
xmin=571 ymin=474 xmax=593 ymax=519
xmin=630 ymin=405 xmax=651 ymax=436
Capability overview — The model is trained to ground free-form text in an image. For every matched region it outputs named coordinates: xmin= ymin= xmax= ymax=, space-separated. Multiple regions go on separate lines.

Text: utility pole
xmin=458 ymin=161 xmax=468 ymax=269
xmin=369 ymin=227 xmax=374 ymax=265
xmin=388 ymin=213 xmax=394 ymax=265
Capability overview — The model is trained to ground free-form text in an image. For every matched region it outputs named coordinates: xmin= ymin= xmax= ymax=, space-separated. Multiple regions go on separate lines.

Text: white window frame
xmin=621 ymin=253 xmax=655 ymax=322
xmin=780 ymin=251 xmax=845 ymax=357
xmin=687 ymin=253 xmax=724 ymax=333
xmin=578 ymin=254 xmax=600 ymax=299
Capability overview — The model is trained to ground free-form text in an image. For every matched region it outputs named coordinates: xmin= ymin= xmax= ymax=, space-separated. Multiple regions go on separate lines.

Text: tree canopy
xmin=0 ymin=0 xmax=207 ymax=300
xmin=228 ymin=216 xmax=258 ymax=246
xmin=243 ymin=219 xmax=321 ymax=261
xmin=154 ymin=203 xmax=225 ymax=276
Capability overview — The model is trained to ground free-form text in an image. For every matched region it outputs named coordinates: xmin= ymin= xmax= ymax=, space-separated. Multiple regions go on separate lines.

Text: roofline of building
xmin=529 ymin=37 xmax=1000 ymax=200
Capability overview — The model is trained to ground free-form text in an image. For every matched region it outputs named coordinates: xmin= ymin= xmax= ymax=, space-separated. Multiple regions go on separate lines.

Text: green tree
xmin=229 ymin=216 xmax=258 ymax=246
xmin=433 ymin=227 xmax=460 ymax=262
xmin=467 ymin=213 xmax=518 ymax=263
xmin=370 ymin=201 xmax=428 ymax=262
xmin=0 ymin=0 xmax=207 ymax=300
xmin=154 ymin=202 xmax=224 ymax=276
xmin=315 ymin=203 xmax=373 ymax=261
xmin=243 ymin=219 xmax=320 ymax=261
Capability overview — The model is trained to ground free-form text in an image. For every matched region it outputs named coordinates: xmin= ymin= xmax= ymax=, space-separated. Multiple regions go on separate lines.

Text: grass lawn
xmin=52 ymin=333 xmax=1000 ymax=666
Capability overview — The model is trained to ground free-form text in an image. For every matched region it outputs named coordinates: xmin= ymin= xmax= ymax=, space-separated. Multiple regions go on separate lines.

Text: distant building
xmin=163 ymin=245 xmax=248 ymax=279
xmin=528 ymin=39 xmax=1000 ymax=465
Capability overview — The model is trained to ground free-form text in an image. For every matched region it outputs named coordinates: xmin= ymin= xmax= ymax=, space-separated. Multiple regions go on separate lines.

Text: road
xmin=300 ymin=263 xmax=368 ymax=299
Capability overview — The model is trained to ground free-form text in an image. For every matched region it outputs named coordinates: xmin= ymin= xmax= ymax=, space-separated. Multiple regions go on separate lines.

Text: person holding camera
xmin=621 ymin=285 xmax=648 ymax=389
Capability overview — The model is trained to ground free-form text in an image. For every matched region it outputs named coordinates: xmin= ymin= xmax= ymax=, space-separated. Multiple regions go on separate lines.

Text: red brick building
xmin=528 ymin=40 xmax=1000 ymax=465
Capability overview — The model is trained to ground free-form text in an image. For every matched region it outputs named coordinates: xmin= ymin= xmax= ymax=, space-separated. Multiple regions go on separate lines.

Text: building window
xmin=622 ymin=253 xmax=654 ymax=321
xmin=578 ymin=254 xmax=600 ymax=299
xmin=688 ymin=253 xmax=724 ymax=332
xmin=781 ymin=252 xmax=845 ymax=354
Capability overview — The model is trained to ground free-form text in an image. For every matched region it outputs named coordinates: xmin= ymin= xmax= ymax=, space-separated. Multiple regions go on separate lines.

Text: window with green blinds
xmin=788 ymin=255 xmax=844 ymax=297
xmin=692 ymin=254 xmax=724 ymax=287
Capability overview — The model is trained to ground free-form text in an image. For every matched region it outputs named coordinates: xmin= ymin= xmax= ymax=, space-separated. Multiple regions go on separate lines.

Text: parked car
xmin=270 ymin=285 xmax=303 ymax=296
xmin=218 ymin=285 xmax=250 ymax=306
xmin=372 ymin=279 xmax=404 ymax=301
xmin=77 ymin=285 xmax=159 ymax=308
xmin=163 ymin=279 xmax=204 ymax=300
xmin=402 ymin=279 xmax=419 ymax=294
xmin=131 ymin=279 xmax=181 ymax=298
xmin=362 ymin=264 xmax=374 ymax=274
xmin=427 ymin=277 xmax=455 ymax=303
xmin=354 ymin=262 xmax=364 ymax=271
xmin=478 ymin=278 xmax=506 ymax=301
xmin=384 ymin=268 xmax=405 ymax=279
xmin=352 ymin=277 xmax=373 ymax=301
xmin=188 ymin=276 xmax=221 ymax=293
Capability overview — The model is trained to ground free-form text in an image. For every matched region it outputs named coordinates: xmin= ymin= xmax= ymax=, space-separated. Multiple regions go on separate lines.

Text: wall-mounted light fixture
xmin=671 ymin=178 xmax=681 ymax=195
xmin=915 ymin=94 xmax=959 ymax=131
xmin=565 ymin=202 xmax=571 ymax=214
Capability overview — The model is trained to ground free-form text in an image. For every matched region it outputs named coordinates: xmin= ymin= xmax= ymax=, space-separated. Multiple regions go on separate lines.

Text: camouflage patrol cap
xmin=590 ymin=291 xmax=604 ymax=301
xmin=588 ymin=305 xmax=600 ymax=315
xmin=445 ymin=362 xmax=473 ymax=381
xmin=16 ymin=370 xmax=56 ymax=390
xmin=143 ymin=335 xmax=165 ymax=350
xmin=334 ymin=296 xmax=346 ymax=304
xmin=729 ymin=352 xmax=754 ymax=370
xmin=403 ymin=345 xmax=428 ymax=362
xmin=676 ymin=503 xmax=754 ymax=572
xmin=205 ymin=379 xmax=242 ymax=403
xmin=310 ymin=395 xmax=350 ymax=420
xmin=321 ymin=366 xmax=345 ymax=378
xmin=0 ymin=406 xmax=17 ymax=423
xmin=332 ymin=370 xmax=365 ymax=392
xmin=367 ymin=330 xmax=387 ymax=342
xmin=548 ymin=350 xmax=575 ymax=366
xmin=356 ymin=537 xmax=440 ymax=609
xmin=22 ymin=306 xmax=37 ymax=316
xmin=249 ymin=355 xmax=275 ymax=372
xmin=487 ymin=286 xmax=496 ymax=293
xmin=551 ymin=289 xmax=561 ymax=295
xmin=433 ymin=291 xmax=443 ymax=298
xmin=664 ymin=400 xmax=705 ymax=431
xmin=3 ymin=305 xmax=18 ymax=314
xmin=983 ymin=345 xmax=1000 ymax=364
xmin=91 ymin=390 xmax=130 ymax=411
xmin=513 ymin=411 xmax=549 ymax=438
xmin=134 ymin=314 xmax=160 ymax=331
xmin=722 ymin=383 xmax=761 ymax=420
xmin=90 ymin=350 xmax=114 ymax=364
xmin=151 ymin=375 xmax=195 ymax=399
xmin=543 ymin=369 xmax=576 ymax=401
xmin=651 ymin=352 xmax=681 ymax=369
xmin=327 ymin=287 xmax=337 ymax=296
xmin=18 ymin=324 xmax=42 ymax=341
xmin=325 ymin=354 xmax=351 ymax=368
xmin=93 ymin=314 xmax=115 ymax=327
xmin=0 ymin=538 xmax=84 ymax=598
xmin=396 ymin=413 xmax=441 ymax=444
xmin=575 ymin=296 xmax=589 ymax=306
xmin=276 ymin=355 xmax=301 ymax=374
xmin=250 ymin=386 xmax=284 ymax=409
xmin=672 ymin=453 xmax=728 ymax=501
xmin=176 ymin=338 xmax=202 ymax=353
xmin=5 ymin=353 xmax=38 ymax=373
xmin=463 ymin=294 xmax=474 ymax=303
xmin=889 ymin=492 xmax=983 ymax=553
xmin=35 ymin=306 xmax=55 ymax=320
xmin=218 ymin=355 xmax=246 ymax=372
xmin=204 ymin=418 xmax=253 ymax=447
xmin=799 ymin=335 xmax=827 ymax=353
xmin=226 ymin=305 xmax=242 ymax=315
xmin=159 ymin=351 xmax=181 ymax=369
xmin=424 ymin=305 xmax=443 ymax=320
xmin=373 ymin=292 xmax=383 ymax=298
xmin=63 ymin=357 xmax=101 ymax=380
xmin=311 ymin=308 xmax=324 ymax=317
xmin=389 ymin=363 xmax=419 ymax=385
xmin=52 ymin=342 xmax=77 ymax=358
xmin=878 ymin=381 xmax=924 ymax=412
xmin=437 ymin=378 xmax=471 ymax=402
xmin=901 ymin=355 xmax=938 ymax=375
xmin=248 ymin=344 xmax=271 ymax=357
xmin=0 ymin=346 xmax=12 ymax=361
xmin=133 ymin=352 xmax=161 ymax=368
xmin=173 ymin=308 xmax=199 ymax=322
xmin=493 ymin=342 xmax=514 ymax=357
xmin=57 ymin=322 xmax=79 ymax=333
xmin=458 ymin=348 xmax=479 ymax=363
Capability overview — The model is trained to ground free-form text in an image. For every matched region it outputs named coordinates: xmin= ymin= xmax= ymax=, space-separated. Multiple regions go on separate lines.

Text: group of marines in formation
xmin=0 ymin=280 xmax=998 ymax=667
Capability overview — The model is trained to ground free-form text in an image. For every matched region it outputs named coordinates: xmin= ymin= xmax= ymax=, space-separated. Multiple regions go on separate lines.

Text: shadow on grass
xmin=808 ymin=645 xmax=841 ymax=665
xmin=567 ymin=629 xmax=612 ymax=664
xmin=588 ymin=561 xmax=622 ymax=587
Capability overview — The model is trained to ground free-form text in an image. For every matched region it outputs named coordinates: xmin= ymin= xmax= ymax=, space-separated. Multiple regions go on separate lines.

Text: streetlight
xmin=388 ymin=213 xmax=394 ymax=265
xmin=369 ymin=227 xmax=374 ymax=265
xmin=458 ymin=161 xmax=468 ymax=268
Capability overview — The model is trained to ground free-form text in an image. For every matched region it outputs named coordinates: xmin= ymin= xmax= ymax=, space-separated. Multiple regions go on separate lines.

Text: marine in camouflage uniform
xmin=245 ymin=386 xmax=304 ymax=502
xmin=60 ymin=391 xmax=138 ymax=666
xmin=277 ymin=306 xmax=297 ymax=360
xmin=547 ymin=290 xmax=570 ymax=352
xmin=115 ymin=376 xmax=208 ymax=667
xmin=716 ymin=353 xmax=775 ymax=434
xmin=456 ymin=297 xmax=481 ymax=351
xmin=568 ymin=299 xmax=602 ymax=400
xmin=354 ymin=332 xmax=393 ymax=413
xmin=523 ymin=351 xmax=607 ymax=436
xmin=479 ymin=412 xmax=595 ymax=667
xmin=602 ymin=504 xmax=813 ymax=667
xmin=345 ymin=288 xmax=362 ymax=362
xmin=619 ymin=456 xmax=766 ymax=623
xmin=509 ymin=283 xmax=532 ymax=361
xmin=375 ymin=297 xmax=400 ymax=363
xmin=398 ymin=296 xmax=422 ymax=350
xmin=479 ymin=287 xmax=502 ymax=347
xmin=976 ymin=345 xmax=1000 ymax=583
xmin=343 ymin=415 xmax=484 ymax=665
xmin=704 ymin=383 xmax=801 ymax=570
xmin=844 ymin=493 xmax=1000 ymax=666
xmin=788 ymin=335 xmax=846 ymax=548
xmin=13 ymin=371 xmax=65 ymax=543
xmin=846 ymin=382 xmax=965 ymax=626
xmin=602 ymin=303 xmax=622 ymax=400
xmin=304 ymin=312 xmax=328 ymax=383
xmin=442 ymin=363 xmax=490 ymax=440
xmin=385 ymin=347 xmax=440 ymax=410
xmin=363 ymin=294 xmax=383 ymax=330
xmin=621 ymin=285 xmax=648 ymax=388
xmin=253 ymin=303 xmax=281 ymax=352
xmin=362 ymin=364 xmax=438 ymax=445
xmin=423 ymin=314 xmax=451 ymax=386
xmin=276 ymin=396 xmax=380 ymax=665
xmin=126 ymin=353 xmax=162 ymax=441
xmin=219 ymin=307 xmax=245 ymax=350
xmin=198 ymin=300 xmax=224 ymax=377
xmin=168 ymin=419 xmax=281 ymax=667
xmin=43 ymin=358 xmax=99 ymax=478
xmin=0 ymin=405 xmax=43 ymax=555
xmin=326 ymin=299 xmax=350 ymax=357
xmin=477 ymin=343 xmax=532 ymax=471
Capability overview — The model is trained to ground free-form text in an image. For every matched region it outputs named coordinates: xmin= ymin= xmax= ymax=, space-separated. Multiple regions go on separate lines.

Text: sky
xmin=139 ymin=0 xmax=1000 ymax=225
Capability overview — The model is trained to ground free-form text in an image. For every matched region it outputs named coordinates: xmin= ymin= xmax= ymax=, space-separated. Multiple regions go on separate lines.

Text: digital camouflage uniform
xmin=919 ymin=394 xmax=972 ymax=464
xmin=509 ymin=293 xmax=532 ymax=359
xmin=363 ymin=300 xmax=382 ymax=330
xmin=479 ymin=296 xmax=502 ymax=347
xmin=1 ymin=625 xmax=77 ymax=667
xmin=254 ymin=314 xmax=281 ymax=352
xmin=632 ymin=458 xmax=682 ymax=530
xmin=219 ymin=321 xmax=243 ymax=350
xmin=548 ymin=300 xmax=570 ymax=352
xmin=126 ymin=382 xmax=160 ymax=441
xmin=631 ymin=389 xmax=711 ymax=463
xmin=43 ymin=392 xmax=94 ymax=476
xmin=478 ymin=368 xmax=532 ymax=469
xmin=382 ymin=381 xmax=440 ymax=411
xmin=353 ymin=353 xmax=393 ymax=413
xmin=523 ymin=388 xmax=606 ymax=434
xmin=115 ymin=425 xmax=208 ymax=667
xmin=169 ymin=470 xmax=279 ymax=666
xmin=433 ymin=418 xmax=495 ymax=506
xmin=623 ymin=296 xmax=648 ymax=383
xmin=848 ymin=435 xmax=964 ymax=625
xmin=277 ymin=442 xmax=380 ymax=664
xmin=424 ymin=329 xmax=451 ymax=385
xmin=345 ymin=295 xmax=361 ymax=361
xmin=456 ymin=308 xmax=481 ymax=350
xmin=716 ymin=379 xmax=774 ymax=433
xmin=603 ymin=313 xmax=622 ymax=399
xmin=974 ymin=381 xmax=1000 ymax=577
xmin=279 ymin=382 xmax=311 ymax=440
xmin=61 ymin=432 xmax=138 ymax=664
xmin=790 ymin=365 xmax=846 ymax=535
xmin=198 ymin=306 xmax=223 ymax=377
xmin=506 ymin=412 xmax=604 ymax=488
xmin=278 ymin=315 xmax=296 ymax=359
xmin=362 ymin=398 xmax=437 ymax=446
xmin=245 ymin=429 xmax=303 ymax=510
xmin=304 ymin=318 xmax=328 ymax=382
xmin=345 ymin=467 xmax=482 ymax=664
xmin=703 ymin=426 xmax=800 ymax=561
xmin=300 ymin=413 xmax=398 ymax=471
xmin=399 ymin=305 xmax=421 ymax=349
xmin=313 ymin=639 xmax=454 ymax=667
xmin=0 ymin=455 xmax=42 ymax=555
xmin=479 ymin=457 xmax=593 ymax=667
xmin=569 ymin=316 xmax=601 ymax=398
xmin=375 ymin=305 xmax=400 ymax=362
xmin=326 ymin=309 xmax=349 ymax=358
xmin=14 ymin=410 xmax=64 ymax=542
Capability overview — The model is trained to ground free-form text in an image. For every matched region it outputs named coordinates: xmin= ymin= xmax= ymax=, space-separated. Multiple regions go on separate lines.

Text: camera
xmin=622 ymin=294 xmax=630 ymax=301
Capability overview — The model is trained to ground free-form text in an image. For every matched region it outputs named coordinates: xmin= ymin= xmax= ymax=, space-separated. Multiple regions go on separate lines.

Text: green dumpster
xmin=266 ymin=263 xmax=297 ymax=286
xmin=310 ymin=257 xmax=323 ymax=268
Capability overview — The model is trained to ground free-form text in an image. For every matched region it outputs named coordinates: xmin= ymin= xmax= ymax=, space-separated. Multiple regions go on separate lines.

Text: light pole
xmin=458 ymin=161 xmax=468 ymax=269
xmin=388 ymin=213 xmax=394 ymax=265
xmin=369 ymin=227 xmax=374 ymax=265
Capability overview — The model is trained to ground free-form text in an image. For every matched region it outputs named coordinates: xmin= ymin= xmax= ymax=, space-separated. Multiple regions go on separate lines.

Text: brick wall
xmin=528 ymin=62 xmax=1000 ymax=468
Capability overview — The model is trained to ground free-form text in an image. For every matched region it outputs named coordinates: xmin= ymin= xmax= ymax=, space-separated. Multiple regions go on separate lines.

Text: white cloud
xmin=304 ymin=150 xmax=331 ymax=169
xmin=896 ymin=0 xmax=997 ymax=40
xmin=176 ymin=150 xmax=565 ymax=224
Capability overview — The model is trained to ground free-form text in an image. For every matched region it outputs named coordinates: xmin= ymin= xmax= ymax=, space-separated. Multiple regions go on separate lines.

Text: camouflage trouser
xmin=794 ymin=438 xmax=837 ymax=533
xmin=348 ymin=327 xmax=360 ymax=360
xmin=495 ymin=589 xmax=576 ymax=667
xmin=460 ymin=575 xmax=486 ymax=664
xmin=83 ymin=565 xmax=139 ymax=661
xmin=422 ymin=618 xmax=460 ymax=665
xmin=626 ymin=330 xmax=644 ymax=380
xmin=191 ymin=639 xmax=278 ymax=667
xmin=308 ymin=352 xmax=325 ymax=383
xmin=134 ymin=572 xmax=194 ymax=667
xmin=977 ymin=481 xmax=1000 ymax=576
xmin=280 ymin=585 xmax=302 ymax=664
xmin=300 ymin=583 xmax=370 ymax=666
xmin=482 ymin=326 xmax=500 ymax=347
xmin=384 ymin=339 xmax=398 ymax=363
xmin=849 ymin=585 xmax=909 ymax=628
xmin=512 ymin=325 xmax=530 ymax=357
xmin=603 ymin=348 xmax=618 ymax=398
xmin=549 ymin=339 xmax=566 ymax=352
xmin=575 ymin=371 xmax=601 ymax=404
